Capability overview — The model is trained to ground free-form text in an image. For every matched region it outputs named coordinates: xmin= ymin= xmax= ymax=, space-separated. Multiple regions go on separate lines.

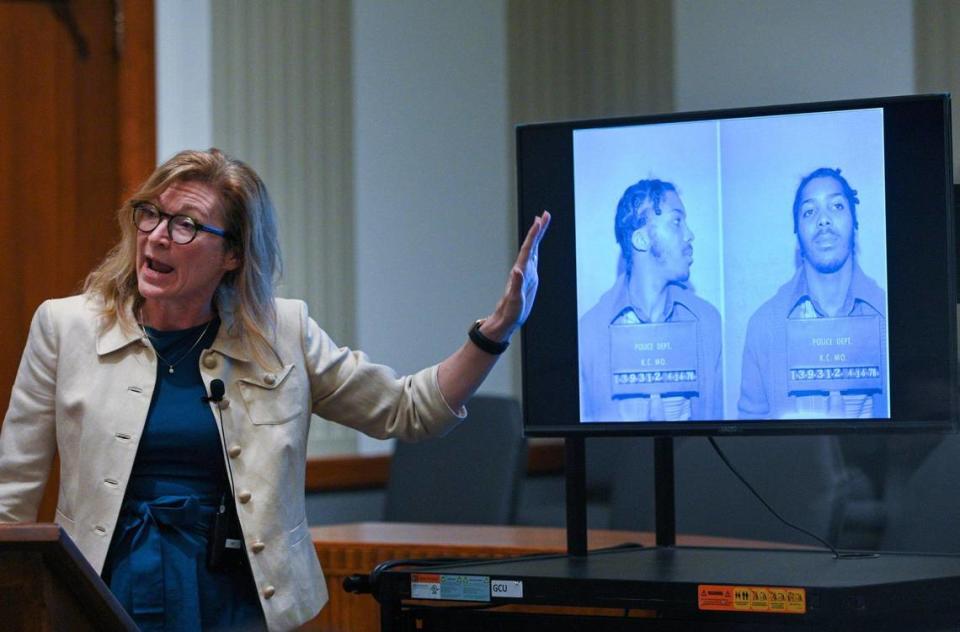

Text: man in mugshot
xmin=579 ymin=178 xmax=722 ymax=422
xmin=738 ymin=167 xmax=887 ymax=419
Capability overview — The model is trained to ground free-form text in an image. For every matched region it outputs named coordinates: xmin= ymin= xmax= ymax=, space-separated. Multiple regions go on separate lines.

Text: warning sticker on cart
xmin=410 ymin=573 xmax=490 ymax=602
xmin=698 ymin=584 xmax=806 ymax=614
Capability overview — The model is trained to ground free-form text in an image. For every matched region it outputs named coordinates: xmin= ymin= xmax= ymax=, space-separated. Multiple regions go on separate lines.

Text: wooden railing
xmin=305 ymin=439 xmax=564 ymax=492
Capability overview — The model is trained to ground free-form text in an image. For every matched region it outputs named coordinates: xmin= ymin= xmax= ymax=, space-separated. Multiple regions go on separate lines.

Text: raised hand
xmin=436 ymin=210 xmax=551 ymax=409
xmin=483 ymin=210 xmax=551 ymax=341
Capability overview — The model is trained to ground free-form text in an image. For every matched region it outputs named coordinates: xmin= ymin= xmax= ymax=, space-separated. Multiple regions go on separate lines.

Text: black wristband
xmin=468 ymin=320 xmax=509 ymax=355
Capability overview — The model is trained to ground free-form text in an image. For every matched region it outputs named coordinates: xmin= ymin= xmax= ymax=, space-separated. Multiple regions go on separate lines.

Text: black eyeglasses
xmin=132 ymin=202 xmax=230 ymax=245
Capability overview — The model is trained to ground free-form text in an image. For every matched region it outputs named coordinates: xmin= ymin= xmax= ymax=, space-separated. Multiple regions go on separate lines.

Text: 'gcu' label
xmin=491 ymin=580 xmax=523 ymax=598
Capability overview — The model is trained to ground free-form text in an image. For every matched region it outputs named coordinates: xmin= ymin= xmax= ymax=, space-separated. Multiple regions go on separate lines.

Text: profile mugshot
xmin=738 ymin=167 xmax=887 ymax=419
xmin=579 ymin=178 xmax=722 ymax=422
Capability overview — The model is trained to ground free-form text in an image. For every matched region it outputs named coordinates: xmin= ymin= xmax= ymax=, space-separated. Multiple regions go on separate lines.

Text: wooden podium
xmin=0 ymin=523 xmax=136 ymax=631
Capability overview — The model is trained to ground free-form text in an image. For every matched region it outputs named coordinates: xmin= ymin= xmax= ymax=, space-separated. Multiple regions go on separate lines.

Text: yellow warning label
xmin=698 ymin=584 xmax=806 ymax=614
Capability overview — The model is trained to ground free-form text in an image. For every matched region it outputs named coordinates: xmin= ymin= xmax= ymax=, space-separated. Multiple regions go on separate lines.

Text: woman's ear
xmin=223 ymin=248 xmax=242 ymax=272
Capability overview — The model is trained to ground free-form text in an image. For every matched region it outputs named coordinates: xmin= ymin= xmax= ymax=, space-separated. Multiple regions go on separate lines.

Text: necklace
xmin=139 ymin=318 xmax=213 ymax=374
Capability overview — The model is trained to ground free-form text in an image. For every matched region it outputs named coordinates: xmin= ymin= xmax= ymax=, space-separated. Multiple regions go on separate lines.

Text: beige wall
xmin=915 ymin=0 xmax=960 ymax=182
xmin=157 ymin=1 xmax=928 ymax=457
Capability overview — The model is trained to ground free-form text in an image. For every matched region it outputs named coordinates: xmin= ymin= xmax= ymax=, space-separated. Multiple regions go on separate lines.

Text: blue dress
xmin=102 ymin=320 xmax=266 ymax=631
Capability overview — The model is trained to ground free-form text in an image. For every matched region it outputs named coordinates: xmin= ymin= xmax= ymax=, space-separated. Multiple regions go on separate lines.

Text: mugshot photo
xmin=573 ymin=121 xmax=723 ymax=422
xmin=719 ymin=107 xmax=890 ymax=420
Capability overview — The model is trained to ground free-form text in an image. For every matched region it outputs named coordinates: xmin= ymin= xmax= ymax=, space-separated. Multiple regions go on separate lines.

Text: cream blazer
xmin=0 ymin=294 xmax=461 ymax=631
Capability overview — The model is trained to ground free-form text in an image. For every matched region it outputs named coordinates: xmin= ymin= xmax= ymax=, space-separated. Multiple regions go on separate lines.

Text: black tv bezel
xmin=518 ymin=94 xmax=957 ymax=438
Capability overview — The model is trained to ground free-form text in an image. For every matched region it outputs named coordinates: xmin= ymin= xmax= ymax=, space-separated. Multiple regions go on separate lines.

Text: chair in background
xmin=603 ymin=437 xmax=658 ymax=532
xmin=513 ymin=436 xmax=631 ymax=529
xmin=881 ymin=434 xmax=960 ymax=553
xmin=673 ymin=436 xmax=853 ymax=545
xmin=831 ymin=433 xmax=945 ymax=550
xmin=609 ymin=436 xmax=854 ymax=546
xmin=383 ymin=395 xmax=526 ymax=525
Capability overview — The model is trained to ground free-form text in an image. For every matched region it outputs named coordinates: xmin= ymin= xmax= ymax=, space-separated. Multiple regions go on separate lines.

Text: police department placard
xmin=786 ymin=315 xmax=883 ymax=393
xmin=609 ymin=321 xmax=700 ymax=396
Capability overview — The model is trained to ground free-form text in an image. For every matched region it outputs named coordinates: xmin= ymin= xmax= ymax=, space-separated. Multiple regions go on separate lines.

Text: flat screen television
xmin=518 ymin=94 xmax=956 ymax=437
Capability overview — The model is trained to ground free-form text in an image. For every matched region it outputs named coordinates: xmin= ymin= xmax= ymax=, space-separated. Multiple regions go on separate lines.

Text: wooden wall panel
xmin=0 ymin=0 xmax=155 ymax=521
xmin=117 ymin=0 xmax=157 ymax=198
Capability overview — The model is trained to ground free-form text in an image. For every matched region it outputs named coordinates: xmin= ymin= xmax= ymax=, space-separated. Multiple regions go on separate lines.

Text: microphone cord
xmin=205 ymin=380 xmax=237 ymax=498
xmin=214 ymin=405 xmax=237 ymax=497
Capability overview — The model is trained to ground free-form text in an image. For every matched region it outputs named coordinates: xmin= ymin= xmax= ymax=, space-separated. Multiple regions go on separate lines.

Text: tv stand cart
xmin=370 ymin=435 xmax=960 ymax=631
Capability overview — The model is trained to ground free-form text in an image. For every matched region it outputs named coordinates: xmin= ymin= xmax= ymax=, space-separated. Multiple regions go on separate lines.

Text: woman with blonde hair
xmin=0 ymin=148 xmax=549 ymax=631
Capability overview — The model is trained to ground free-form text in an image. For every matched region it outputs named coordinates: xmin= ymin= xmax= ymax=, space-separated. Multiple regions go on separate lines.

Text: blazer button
xmin=217 ymin=398 xmax=231 ymax=410
xmin=263 ymin=373 xmax=276 ymax=385
xmin=263 ymin=585 xmax=276 ymax=599
xmin=203 ymin=354 xmax=218 ymax=369
xmin=251 ymin=541 xmax=265 ymax=554
xmin=238 ymin=490 xmax=252 ymax=504
xmin=228 ymin=445 xmax=242 ymax=458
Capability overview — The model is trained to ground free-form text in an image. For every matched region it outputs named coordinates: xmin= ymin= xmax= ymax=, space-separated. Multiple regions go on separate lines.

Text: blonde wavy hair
xmin=84 ymin=148 xmax=282 ymax=369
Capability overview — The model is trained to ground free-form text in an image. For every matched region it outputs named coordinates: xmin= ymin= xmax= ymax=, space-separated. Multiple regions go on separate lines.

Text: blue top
xmin=102 ymin=319 xmax=265 ymax=631
xmin=578 ymin=275 xmax=723 ymax=422
xmin=130 ymin=321 xmax=225 ymax=496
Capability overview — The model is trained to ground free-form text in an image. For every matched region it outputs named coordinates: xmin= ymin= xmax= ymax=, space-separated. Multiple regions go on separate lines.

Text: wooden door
xmin=0 ymin=0 xmax=155 ymax=520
